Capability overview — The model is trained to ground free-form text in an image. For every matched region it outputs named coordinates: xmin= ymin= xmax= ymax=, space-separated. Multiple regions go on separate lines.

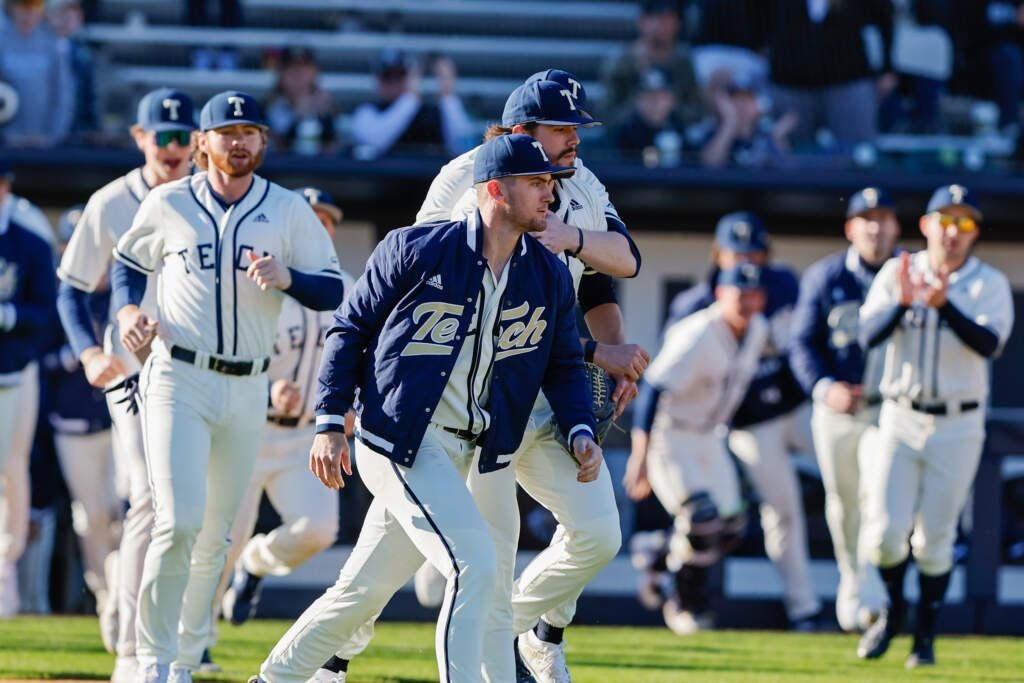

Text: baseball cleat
xmin=198 ymin=648 xmax=221 ymax=673
xmin=246 ymin=677 xmax=265 ymax=683
xmin=513 ymin=637 xmax=538 ymax=683
xmin=222 ymin=563 xmax=264 ymax=625
xmin=856 ymin=607 xmax=903 ymax=659
xmin=662 ymin=599 xmax=713 ymax=636
xmin=517 ymin=629 xmax=571 ymax=683
xmin=309 ymin=670 xmax=347 ymax=682
xmin=905 ymin=638 xmax=936 ymax=669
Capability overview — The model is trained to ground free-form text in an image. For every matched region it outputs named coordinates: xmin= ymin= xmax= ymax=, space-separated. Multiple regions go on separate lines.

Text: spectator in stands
xmin=987 ymin=0 xmax=1024 ymax=136
xmin=601 ymin=0 xmax=702 ymax=127
xmin=186 ymin=0 xmax=241 ymax=71
xmin=692 ymin=69 xmax=797 ymax=168
xmin=265 ymin=47 xmax=338 ymax=155
xmin=766 ymin=0 xmax=895 ymax=150
xmin=48 ymin=0 xmax=99 ymax=142
xmin=349 ymin=49 xmax=473 ymax=158
xmin=0 ymin=0 xmax=74 ymax=148
xmin=613 ymin=67 xmax=690 ymax=165
xmin=695 ymin=0 xmax=770 ymax=53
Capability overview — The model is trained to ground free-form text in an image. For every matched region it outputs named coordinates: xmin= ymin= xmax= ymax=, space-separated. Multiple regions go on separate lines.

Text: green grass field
xmin=0 ymin=616 xmax=1020 ymax=682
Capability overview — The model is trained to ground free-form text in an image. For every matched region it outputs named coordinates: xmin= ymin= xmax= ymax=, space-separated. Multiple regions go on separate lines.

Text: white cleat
xmin=167 ymin=666 xmax=193 ymax=683
xmin=308 ymin=669 xmax=347 ymax=682
xmin=517 ymin=629 xmax=571 ymax=683
xmin=413 ymin=562 xmax=446 ymax=609
xmin=662 ymin=600 xmax=714 ymax=636
xmin=138 ymin=664 xmax=169 ymax=683
xmin=110 ymin=656 xmax=137 ymax=683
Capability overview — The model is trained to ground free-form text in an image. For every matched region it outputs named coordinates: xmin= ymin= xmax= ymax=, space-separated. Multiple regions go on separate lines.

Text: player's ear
xmin=511 ymin=124 xmax=528 ymax=135
xmin=843 ymin=218 xmax=855 ymax=243
xmin=918 ymin=214 xmax=930 ymax=238
xmin=485 ymin=179 xmax=506 ymax=203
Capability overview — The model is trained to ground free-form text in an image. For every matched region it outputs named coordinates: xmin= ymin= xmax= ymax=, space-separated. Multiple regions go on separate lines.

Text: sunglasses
xmin=934 ymin=213 xmax=979 ymax=233
xmin=154 ymin=130 xmax=192 ymax=148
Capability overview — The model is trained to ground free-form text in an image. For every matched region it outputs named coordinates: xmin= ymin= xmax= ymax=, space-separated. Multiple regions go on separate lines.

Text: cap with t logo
xmin=501 ymin=80 xmax=601 ymax=127
xmin=136 ymin=88 xmax=196 ymax=132
xmin=473 ymin=134 xmax=576 ymax=184
xmin=199 ymin=90 xmax=267 ymax=131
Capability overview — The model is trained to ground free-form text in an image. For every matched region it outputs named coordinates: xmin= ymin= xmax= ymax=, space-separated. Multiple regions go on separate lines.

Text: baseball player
xmin=110 ymin=90 xmax=345 ymax=683
xmin=50 ymin=205 xmax=120 ymax=630
xmin=254 ymin=134 xmax=602 ymax=683
xmin=217 ymin=188 xmax=355 ymax=628
xmin=0 ymin=158 xmax=57 ymax=618
xmin=856 ymin=185 xmax=1013 ymax=668
xmin=314 ymin=72 xmax=646 ymax=683
xmin=624 ymin=264 xmax=768 ymax=634
xmin=55 ymin=88 xmax=196 ymax=682
xmin=789 ymin=187 xmax=899 ymax=632
xmin=666 ymin=212 xmax=821 ymax=629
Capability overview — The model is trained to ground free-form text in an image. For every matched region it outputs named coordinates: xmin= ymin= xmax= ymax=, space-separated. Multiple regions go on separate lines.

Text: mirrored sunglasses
xmin=154 ymin=130 xmax=192 ymax=148
xmin=935 ymin=213 xmax=978 ymax=233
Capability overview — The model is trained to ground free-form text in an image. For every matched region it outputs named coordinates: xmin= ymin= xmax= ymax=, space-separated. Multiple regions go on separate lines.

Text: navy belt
xmin=909 ymin=400 xmax=979 ymax=416
xmin=169 ymin=345 xmax=269 ymax=377
xmin=438 ymin=425 xmax=478 ymax=442
xmin=267 ymin=415 xmax=301 ymax=428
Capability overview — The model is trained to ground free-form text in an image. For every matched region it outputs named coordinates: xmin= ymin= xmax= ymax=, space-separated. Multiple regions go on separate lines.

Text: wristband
xmin=584 ymin=339 xmax=597 ymax=363
xmin=571 ymin=228 xmax=584 ymax=258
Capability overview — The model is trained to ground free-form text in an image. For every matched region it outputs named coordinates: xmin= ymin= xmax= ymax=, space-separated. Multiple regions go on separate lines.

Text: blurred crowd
xmin=4 ymin=0 xmax=1024 ymax=170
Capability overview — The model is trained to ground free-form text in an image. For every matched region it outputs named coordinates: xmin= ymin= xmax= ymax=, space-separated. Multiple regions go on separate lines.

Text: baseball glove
xmin=551 ymin=361 xmax=617 ymax=456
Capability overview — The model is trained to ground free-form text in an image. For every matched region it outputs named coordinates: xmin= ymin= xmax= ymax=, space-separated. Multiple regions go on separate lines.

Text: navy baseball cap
xmin=0 ymin=158 xmax=11 ymax=180
xmin=58 ymin=203 xmax=85 ymax=243
xmin=199 ymin=90 xmax=266 ymax=131
xmin=718 ymin=263 xmax=764 ymax=290
xmin=501 ymin=80 xmax=601 ymax=128
xmin=715 ymin=212 xmax=769 ymax=253
xmin=846 ymin=187 xmax=895 ymax=219
xmin=525 ymin=69 xmax=589 ymax=111
xmin=136 ymin=88 xmax=196 ymax=133
xmin=926 ymin=184 xmax=982 ymax=220
xmin=376 ymin=48 xmax=411 ymax=78
xmin=296 ymin=186 xmax=342 ymax=223
xmin=473 ymin=133 xmax=576 ymax=184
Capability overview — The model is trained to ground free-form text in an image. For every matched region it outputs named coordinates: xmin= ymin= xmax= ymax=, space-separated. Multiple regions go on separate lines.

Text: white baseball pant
xmin=860 ymin=400 xmax=985 ymax=576
xmin=134 ymin=351 xmax=267 ymax=669
xmin=54 ymin=430 xmax=120 ymax=609
xmin=810 ymin=402 xmax=886 ymax=628
xmin=259 ymin=425 xmax=497 ymax=683
xmin=106 ymin=387 xmax=153 ymax=660
xmin=0 ymin=362 xmax=39 ymax=575
xmin=727 ymin=404 xmax=821 ymax=621
xmin=647 ymin=424 xmax=743 ymax=569
xmin=465 ymin=418 xmax=620 ymax=681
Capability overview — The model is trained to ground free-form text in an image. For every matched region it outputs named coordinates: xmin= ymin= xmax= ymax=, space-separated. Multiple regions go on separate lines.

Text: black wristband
xmin=584 ymin=339 xmax=597 ymax=363
xmin=571 ymin=228 xmax=584 ymax=258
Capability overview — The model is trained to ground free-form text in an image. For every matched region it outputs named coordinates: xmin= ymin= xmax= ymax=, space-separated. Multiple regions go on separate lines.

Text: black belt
xmin=909 ymin=400 xmax=979 ymax=416
xmin=267 ymin=415 xmax=301 ymax=428
xmin=439 ymin=425 xmax=479 ymax=442
xmin=864 ymin=396 xmax=883 ymax=407
xmin=169 ymin=345 xmax=270 ymax=377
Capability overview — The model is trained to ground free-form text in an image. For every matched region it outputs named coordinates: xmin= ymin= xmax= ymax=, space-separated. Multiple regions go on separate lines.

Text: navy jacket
xmin=668 ymin=264 xmax=806 ymax=428
xmin=790 ymin=248 xmax=880 ymax=396
xmin=315 ymin=213 xmax=595 ymax=473
xmin=0 ymin=218 xmax=57 ymax=381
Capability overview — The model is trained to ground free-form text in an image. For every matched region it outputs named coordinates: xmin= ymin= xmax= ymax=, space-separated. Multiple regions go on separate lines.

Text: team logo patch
xmin=0 ymin=258 xmax=17 ymax=301
xmin=569 ymin=199 xmax=583 ymax=212
xmin=253 ymin=213 xmax=269 ymax=223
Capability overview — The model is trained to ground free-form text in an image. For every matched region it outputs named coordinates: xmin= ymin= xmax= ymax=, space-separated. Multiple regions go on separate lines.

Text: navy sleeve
xmin=110 ymin=260 xmax=147 ymax=312
xmin=9 ymin=237 xmax=57 ymax=336
xmin=541 ymin=268 xmax=596 ymax=441
xmin=860 ymin=303 xmax=908 ymax=349
xmin=315 ymin=230 xmax=410 ymax=428
xmin=57 ymin=280 xmax=101 ymax=358
xmin=606 ymin=215 xmax=641 ymax=278
xmin=789 ymin=263 xmax=831 ymax=394
xmin=939 ymin=300 xmax=1000 ymax=357
xmin=632 ymin=379 xmax=663 ymax=432
xmin=285 ymin=269 xmax=345 ymax=311
xmin=577 ymin=272 xmax=618 ymax=312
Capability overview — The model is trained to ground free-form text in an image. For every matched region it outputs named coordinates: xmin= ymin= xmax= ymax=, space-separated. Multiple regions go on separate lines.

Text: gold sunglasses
xmin=934 ymin=213 xmax=979 ymax=233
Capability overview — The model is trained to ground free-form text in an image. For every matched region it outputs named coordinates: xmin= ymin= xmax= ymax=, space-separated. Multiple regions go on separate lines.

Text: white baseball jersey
xmin=860 ymin=251 xmax=1014 ymax=404
xmin=114 ymin=173 xmax=343 ymax=360
xmin=58 ymin=168 xmax=157 ymax=370
xmin=647 ymin=304 xmax=769 ymax=432
xmin=268 ymin=272 xmax=353 ymax=425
